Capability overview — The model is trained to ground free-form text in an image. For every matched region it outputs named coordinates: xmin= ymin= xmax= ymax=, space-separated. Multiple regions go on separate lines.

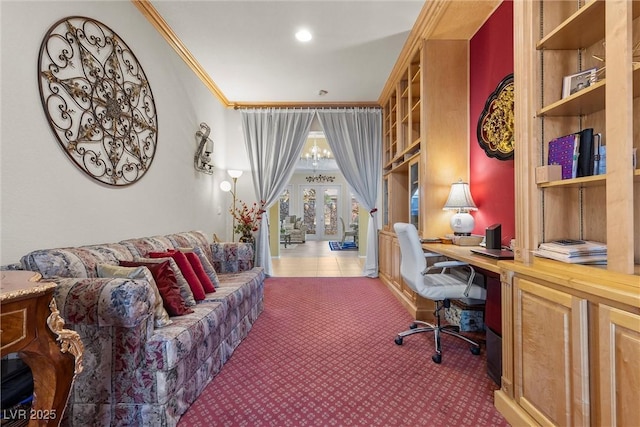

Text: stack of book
xmin=547 ymin=128 xmax=604 ymax=179
xmin=533 ymin=239 xmax=607 ymax=264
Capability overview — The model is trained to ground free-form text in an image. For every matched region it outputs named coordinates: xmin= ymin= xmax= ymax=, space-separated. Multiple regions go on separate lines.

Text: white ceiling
xmin=150 ymin=0 xmax=425 ymax=105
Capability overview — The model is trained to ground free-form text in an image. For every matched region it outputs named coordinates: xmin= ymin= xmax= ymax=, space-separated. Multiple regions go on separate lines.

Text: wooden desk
xmin=422 ymin=243 xmax=508 ymax=385
xmin=1 ymin=271 xmax=83 ymax=426
xmin=421 ymin=242 xmax=510 ymax=274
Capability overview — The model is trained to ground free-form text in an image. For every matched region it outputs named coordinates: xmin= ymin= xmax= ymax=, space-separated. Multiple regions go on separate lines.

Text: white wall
xmin=0 ymin=1 xmax=252 ymax=264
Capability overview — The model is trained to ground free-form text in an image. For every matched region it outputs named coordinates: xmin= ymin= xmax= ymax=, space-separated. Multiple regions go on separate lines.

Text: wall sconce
xmin=194 ymin=122 xmax=214 ymax=174
xmin=220 ymin=170 xmax=243 ymax=242
xmin=443 ymin=179 xmax=477 ymax=235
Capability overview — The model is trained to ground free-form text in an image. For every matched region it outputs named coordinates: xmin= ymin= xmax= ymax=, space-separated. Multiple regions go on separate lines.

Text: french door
xmin=300 ymin=185 xmax=341 ymax=241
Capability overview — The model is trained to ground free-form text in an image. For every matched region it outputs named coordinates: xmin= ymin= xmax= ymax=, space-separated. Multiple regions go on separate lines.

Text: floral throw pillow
xmin=97 ymin=263 xmax=173 ymax=326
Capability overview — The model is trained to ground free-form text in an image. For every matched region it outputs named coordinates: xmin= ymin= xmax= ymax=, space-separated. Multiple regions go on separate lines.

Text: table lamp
xmin=443 ymin=180 xmax=477 ymax=235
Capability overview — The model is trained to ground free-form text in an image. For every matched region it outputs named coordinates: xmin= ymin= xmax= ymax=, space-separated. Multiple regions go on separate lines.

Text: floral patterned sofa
xmin=15 ymin=231 xmax=264 ymax=427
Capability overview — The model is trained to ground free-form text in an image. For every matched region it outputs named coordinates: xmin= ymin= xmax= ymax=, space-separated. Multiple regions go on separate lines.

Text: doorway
xmin=300 ymin=185 xmax=341 ymax=241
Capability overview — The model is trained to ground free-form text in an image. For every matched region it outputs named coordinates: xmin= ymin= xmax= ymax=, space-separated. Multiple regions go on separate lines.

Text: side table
xmin=280 ymin=232 xmax=291 ymax=248
xmin=1 ymin=271 xmax=84 ymax=426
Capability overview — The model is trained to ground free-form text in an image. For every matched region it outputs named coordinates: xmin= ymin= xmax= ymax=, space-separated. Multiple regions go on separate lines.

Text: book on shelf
xmin=593 ymin=133 xmax=603 ymax=175
xmin=548 ymin=133 xmax=580 ymax=179
xmin=534 ymin=240 xmax=607 ymax=264
xmin=595 ymin=144 xmax=606 ymax=175
xmin=576 ymin=128 xmax=594 ymax=177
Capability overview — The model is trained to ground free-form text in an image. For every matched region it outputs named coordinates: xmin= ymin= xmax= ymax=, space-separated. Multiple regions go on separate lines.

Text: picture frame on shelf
xmin=562 ymin=68 xmax=597 ymax=98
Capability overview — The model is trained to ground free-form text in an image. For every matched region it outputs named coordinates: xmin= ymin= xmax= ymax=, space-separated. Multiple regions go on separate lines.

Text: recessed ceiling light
xmin=295 ymin=29 xmax=312 ymax=42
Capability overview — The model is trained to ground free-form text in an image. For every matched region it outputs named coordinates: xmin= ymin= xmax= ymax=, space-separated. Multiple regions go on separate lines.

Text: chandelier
xmin=300 ymin=138 xmax=332 ymax=172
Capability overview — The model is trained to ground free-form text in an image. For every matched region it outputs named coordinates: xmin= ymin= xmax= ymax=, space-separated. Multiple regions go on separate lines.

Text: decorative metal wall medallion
xmin=477 ymin=73 xmax=514 ymax=160
xmin=38 ymin=16 xmax=157 ymax=186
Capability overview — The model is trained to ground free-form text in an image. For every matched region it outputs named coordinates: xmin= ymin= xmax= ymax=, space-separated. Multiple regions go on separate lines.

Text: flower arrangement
xmin=231 ymin=200 xmax=266 ymax=237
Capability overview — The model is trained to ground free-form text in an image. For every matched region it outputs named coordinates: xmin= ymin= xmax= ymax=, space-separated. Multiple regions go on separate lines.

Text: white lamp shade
xmin=443 ymin=181 xmax=477 ymax=211
xmin=443 ymin=180 xmax=477 ymax=235
xmin=220 ymin=181 xmax=232 ymax=192
xmin=228 ymin=170 xmax=243 ymax=179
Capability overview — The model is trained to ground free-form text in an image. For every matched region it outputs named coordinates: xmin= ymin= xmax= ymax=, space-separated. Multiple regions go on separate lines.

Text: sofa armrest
xmin=53 ymin=277 xmax=155 ymax=328
xmin=210 ymin=242 xmax=254 ymax=273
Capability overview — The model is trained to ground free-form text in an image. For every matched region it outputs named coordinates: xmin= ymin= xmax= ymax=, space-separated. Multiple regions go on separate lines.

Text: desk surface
xmin=421 ymin=243 xmax=510 ymax=274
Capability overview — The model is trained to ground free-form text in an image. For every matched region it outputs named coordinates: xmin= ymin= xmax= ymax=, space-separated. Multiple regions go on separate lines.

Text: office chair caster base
xmin=471 ymin=346 xmax=481 ymax=355
xmin=432 ymin=353 xmax=442 ymax=364
xmin=394 ymin=336 xmax=403 ymax=345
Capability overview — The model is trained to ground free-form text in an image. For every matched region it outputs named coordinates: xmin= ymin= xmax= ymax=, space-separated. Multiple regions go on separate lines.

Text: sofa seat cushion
xmin=201 ymin=268 xmax=265 ymax=339
xmin=145 ymin=301 xmax=227 ymax=372
xmin=204 ymin=268 xmax=264 ymax=299
xmin=21 ymin=243 xmax=134 ymax=279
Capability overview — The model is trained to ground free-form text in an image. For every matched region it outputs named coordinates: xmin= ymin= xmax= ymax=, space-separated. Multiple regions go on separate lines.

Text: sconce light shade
xmin=228 ymin=169 xmax=243 ymax=179
xmin=194 ymin=123 xmax=214 ymax=175
xmin=443 ymin=180 xmax=477 ymax=235
xmin=220 ymin=181 xmax=232 ymax=192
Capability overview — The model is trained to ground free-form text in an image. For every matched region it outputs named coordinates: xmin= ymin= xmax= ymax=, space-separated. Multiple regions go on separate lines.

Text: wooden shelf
xmin=537 ymin=0 xmax=640 ymax=50
xmin=537 ymin=0 xmax=604 ymax=50
xmin=538 ymin=174 xmax=606 ymax=189
xmin=538 ymin=78 xmax=604 ymax=117
xmin=539 ymin=64 xmax=640 ymax=117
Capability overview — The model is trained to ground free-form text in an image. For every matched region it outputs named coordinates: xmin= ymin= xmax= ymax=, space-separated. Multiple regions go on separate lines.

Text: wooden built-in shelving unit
xmin=496 ymin=1 xmax=640 ymax=425
xmin=378 ymin=0 xmax=639 ymax=424
xmin=378 ymin=1 xmax=501 ymax=321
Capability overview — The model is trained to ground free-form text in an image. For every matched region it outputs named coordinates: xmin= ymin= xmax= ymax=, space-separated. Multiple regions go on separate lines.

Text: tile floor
xmin=271 ymin=240 xmax=365 ymax=277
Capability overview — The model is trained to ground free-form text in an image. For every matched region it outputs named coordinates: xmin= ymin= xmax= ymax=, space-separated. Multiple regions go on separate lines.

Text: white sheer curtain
xmin=316 ymin=108 xmax=382 ymax=277
xmin=241 ymin=108 xmax=315 ymax=276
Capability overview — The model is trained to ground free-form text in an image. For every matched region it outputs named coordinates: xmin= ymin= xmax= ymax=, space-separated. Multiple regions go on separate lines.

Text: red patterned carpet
xmin=178 ymin=277 xmax=509 ymax=426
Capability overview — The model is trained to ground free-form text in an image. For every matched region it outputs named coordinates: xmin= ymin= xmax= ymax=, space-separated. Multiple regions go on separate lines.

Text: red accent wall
xmin=469 ymin=0 xmax=515 ymax=246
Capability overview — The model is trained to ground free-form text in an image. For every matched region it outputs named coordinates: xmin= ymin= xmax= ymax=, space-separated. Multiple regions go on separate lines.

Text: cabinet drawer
xmin=1 ymin=308 xmax=31 ymax=351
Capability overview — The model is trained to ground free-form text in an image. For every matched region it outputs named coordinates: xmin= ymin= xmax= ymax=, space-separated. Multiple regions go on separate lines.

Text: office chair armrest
xmin=427 ymin=261 xmax=476 ymax=297
xmin=423 ymin=252 xmax=442 ymax=259
xmin=432 ymin=260 xmax=467 ymax=268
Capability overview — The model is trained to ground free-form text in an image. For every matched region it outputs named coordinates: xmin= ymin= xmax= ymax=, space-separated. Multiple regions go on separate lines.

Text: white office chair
xmin=393 ymin=222 xmax=487 ymax=363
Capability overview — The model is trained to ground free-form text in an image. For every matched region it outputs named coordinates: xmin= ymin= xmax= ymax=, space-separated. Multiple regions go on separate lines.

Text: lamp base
xmin=450 ymin=212 xmax=475 ymax=235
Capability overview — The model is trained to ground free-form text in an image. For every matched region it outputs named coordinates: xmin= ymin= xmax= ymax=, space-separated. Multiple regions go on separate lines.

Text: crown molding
xmin=131 ymin=0 xmax=231 ymax=107
xmin=132 ymin=0 xmax=382 ymax=109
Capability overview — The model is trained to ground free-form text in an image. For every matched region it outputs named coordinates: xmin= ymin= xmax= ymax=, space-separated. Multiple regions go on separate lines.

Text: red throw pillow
xmin=119 ymin=260 xmax=192 ymax=316
xmin=182 ymin=251 xmax=216 ymax=293
xmin=149 ymin=250 xmax=206 ymax=300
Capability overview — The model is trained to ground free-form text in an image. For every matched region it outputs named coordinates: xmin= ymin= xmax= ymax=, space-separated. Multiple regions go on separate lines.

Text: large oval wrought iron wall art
xmin=477 ymin=73 xmax=514 ymax=160
xmin=38 ymin=16 xmax=158 ymax=186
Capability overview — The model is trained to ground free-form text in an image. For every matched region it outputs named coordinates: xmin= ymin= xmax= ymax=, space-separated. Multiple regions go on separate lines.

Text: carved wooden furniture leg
xmin=1 ymin=271 xmax=83 ymax=427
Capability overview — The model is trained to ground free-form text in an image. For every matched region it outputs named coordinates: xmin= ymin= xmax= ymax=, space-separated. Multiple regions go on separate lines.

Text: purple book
xmin=548 ymin=133 xmax=580 ymax=179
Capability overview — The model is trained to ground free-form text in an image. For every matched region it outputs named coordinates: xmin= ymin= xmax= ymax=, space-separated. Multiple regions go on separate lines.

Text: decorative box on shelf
xmin=445 ymin=299 xmax=485 ymax=332
xmin=535 ymin=165 xmax=562 ymax=183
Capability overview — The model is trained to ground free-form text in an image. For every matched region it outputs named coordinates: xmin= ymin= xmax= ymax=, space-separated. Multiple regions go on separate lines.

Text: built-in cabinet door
xmin=379 ymin=232 xmax=392 ymax=280
xmin=391 ymin=238 xmax=402 ymax=292
xmin=513 ymin=277 xmax=590 ymax=426
xmin=598 ymin=305 xmax=640 ymax=427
